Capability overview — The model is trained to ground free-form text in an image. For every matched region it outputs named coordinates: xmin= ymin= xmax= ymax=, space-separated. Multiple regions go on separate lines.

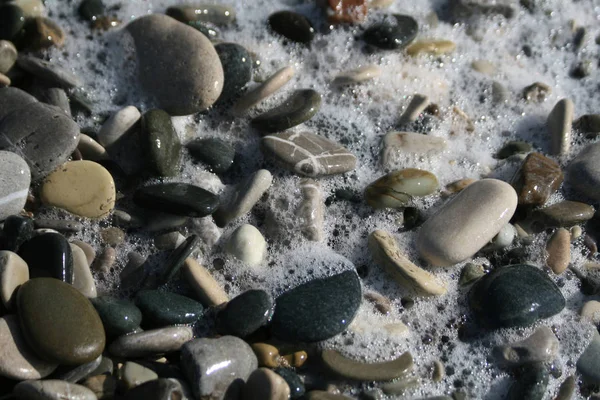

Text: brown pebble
xmin=546 ymin=228 xmax=571 ymax=274
xmin=22 ymin=17 xmax=65 ymax=49
xmin=92 ymin=16 xmax=122 ymax=30
xmin=281 ymin=350 xmax=308 ymax=368
xmin=81 ymin=374 xmax=117 ymax=400
xmin=322 ymin=349 xmax=413 ymax=381
xmin=92 ymin=247 xmax=116 ymax=274
xmin=364 ymin=291 xmax=392 ymax=315
xmin=251 ymin=343 xmax=280 ymax=368
xmin=326 ymin=0 xmax=367 ymax=24
xmin=101 ymin=227 xmax=125 ymax=246
xmin=511 ymin=152 xmax=564 ymax=206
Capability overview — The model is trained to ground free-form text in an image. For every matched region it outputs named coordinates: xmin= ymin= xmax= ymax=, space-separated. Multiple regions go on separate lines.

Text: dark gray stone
xmin=2 ymin=215 xmax=33 ymax=251
xmin=30 ymin=86 xmax=71 ymax=116
xmin=496 ymin=141 xmax=532 ymax=159
xmin=567 ymin=142 xmax=600 ymax=201
xmin=133 ymin=183 xmax=219 ymax=217
xmin=187 ymin=137 xmax=235 ymax=174
xmin=268 ymin=11 xmax=314 ymax=44
xmin=252 ymin=89 xmax=321 ymax=133
xmin=16 ymin=55 xmax=83 ymax=88
xmin=363 ymin=14 xmax=418 ymax=50
xmin=0 ymin=87 xmax=38 ymax=120
xmin=91 ymin=296 xmax=142 ymax=337
xmin=18 ymin=232 xmax=73 ymax=283
xmin=216 ymin=289 xmax=273 ymax=337
xmin=135 ymin=290 xmax=204 ymax=327
xmin=121 ymin=378 xmax=185 ymax=400
xmin=78 ymin=0 xmax=105 ymax=21
xmin=215 ymin=43 xmax=252 ymax=103
xmin=141 ymin=109 xmax=181 ymax=177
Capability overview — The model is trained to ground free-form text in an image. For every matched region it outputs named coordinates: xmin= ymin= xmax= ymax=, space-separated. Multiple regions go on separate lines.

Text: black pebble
xmin=215 ymin=42 xmax=253 ymax=103
xmin=216 ymin=289 xmax=273 ymax=337
xmin=1 ymin=215 xmax=33 ymax=252
xmin=363 ymin=14 xmax=418 ymax=50
xmin=18 ymin=232 xmax=73 ymax=283
xmin=268 ymin=11 xmax=315 ymax=44
xmin=187 ymin=137 xmax=235 ymax=174
xmin=133 ymin=183 xmax=219 ymax=218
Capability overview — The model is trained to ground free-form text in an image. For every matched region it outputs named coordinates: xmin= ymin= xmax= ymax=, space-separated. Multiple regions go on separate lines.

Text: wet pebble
xmin=567 ymin=142 xmax=600 ymax=201
xmin=166 ymin=4 xmax=236 ymax=25
xmin=546 ymin=228 xmax=571 ymax=275
xmin=215 ymin=42 xmax=252 ymax=102
xmin=109 ymin=326 xmax=194 ymax=358
xmin=18 ymin=232 xmax=73 ymax=283
xmin=506 ymin=363 xmax=548 ymax=400
xmin=154 ymin=231 xmax=185 ymax=251
xmin=273 ymin=367 xmax=305 ymax=399
xmin=547 ymin=98 xmax=573 ymax=156
xmin=576 ymin=330 xmax=600 ymax=384
xmin=0 ymin=151 xmax=30 ymax=221
xmin=252 ymin=89 xmax=321 ymax=133
xmin=532 ymin=200 xmax=594 ymax=228
xmin=16 ymin=55 xmax=82 ymax=88
xmin=298 ymin=178 xmax=324 ymax=241
xmin=365 ymin=169 xmax=438 ymax=209
xmin=133 ymin=182 xmax=219 ymax=218
xmin=0 ymin=250 xmax=28 ymax=310
xmin=512 ymin=152 xmax=563 ymax=206
xmin=121 ymin=361 xmax=158 ymax=389
xmin=182 ymin=257 xmax=229 ymax=307
xmin=382 ymin=131 xmax=447 ymax=167
xmin=333 ymin=65 xmax=380 ymax=86
xmin=135 ymin=289 xmax=204 ymax=327
xmin=268 ymin=11 xmax=315 ymax=44
xmin=580 ymin=300 xmax=600 ymax=324
xmin=233 ymin=66 xmax=294 ymax=115
xmin=406 ymin=39 xmax=456 ymax=56
xmin=187 ymin=137 xmax=235 ymax=174
xmin=495 ymin=326 xmax=559 ymax=367
xmin=91 ymin=296 xmax=142 ymax=337
xmin=141 ymin=109 xmax=182 ymax=177
xmin=322 ymin=349 xmax=413 ymax=381
xmin=82 ymin=374 xmax=116 ymax=400
xmin=216 ymin=289 xmax=273 ymax=337
xmin=0 ymin=40 xmax=17 ymax=74
xmin=224 ymin=224 xmax=267 ymax=267
xmin=363 ymin=14 xmax=418 ymax=50
xmin=243 ymin=367 xmax=291 ymax=400
xmin=70 ymin=243 xmax=97 ymax=298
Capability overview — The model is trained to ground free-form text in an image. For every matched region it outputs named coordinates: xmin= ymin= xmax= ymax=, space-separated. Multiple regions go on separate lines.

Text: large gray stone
xmin=0 ymin=87 xmax=38 ymax=120
xmin=16 ymin=55 xmax=83 ymax=88
xmin=0 ymin=151 xmax=30 ymax=220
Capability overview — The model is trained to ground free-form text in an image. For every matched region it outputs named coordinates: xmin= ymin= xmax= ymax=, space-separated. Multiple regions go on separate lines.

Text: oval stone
xmin=0 ymin=250 xmax=28 ymax=310
xmin=243 ymin=368 xmax=290 ymax=400
xmin=224 ymin=224 xmax=267 ymax=267
xmin=215 ymin=42 xmax=252 ymax=102
xmin=108 ymin=326 xmax=193 ymax=358
xmin=17 ymin=278 xmax=106 ymax=365
xmin=268 ymin=11 xmax=315 ymax=44
xmin=252 ymin=89 xmax=321 ymax=134
xmin=0 ymin=40 xmax=17 ymax=74
xmin=0 ymin=4 xmax=25 ymax=41
xmin=14 ymin=380 xmax=97 ymax=400
xmin=133 ymin=183 xmax=219 ymax=217
xmin=18 ymin=232 xmax=73 ymax=283
xmin=135 ymin=290 xmax=204 ymax=327
xmin=271 ymin=270 xmax=362 ymax=342
xmin=216 ymin=289 xmax=273 ymax=337
xmin=141 ymin=109 xmax=182 ymax=177
xmin=0 ymin=150 xmax=30 ymax=221
xmin=91 ymin=296 xmax=142 ymax=337
xmin=416 ymin=179 xmax=518 ymax=267
xmin=365 ymin=168 xmax=438 ymax=209
xmin=363 ymin=14 xmax=418 ymax=50
xmin=39 ymin=161 xmax=116 ymax=219
xmin=567 ymin=142 xmax=600 ymax=201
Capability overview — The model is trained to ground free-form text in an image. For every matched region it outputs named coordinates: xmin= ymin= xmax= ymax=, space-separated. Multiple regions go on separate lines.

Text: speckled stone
xmin=322 ymin=349 xmax=413 ymax=381
xmin=187 ymin=137 xmax=235 ymax=174
xmin=216 ymin=289 xmax=272 ymax=337
xmin=91 ymin=296 xmax=142 ymax=337
xmin=268 ymin=11 xmax=314 ymax=43
xmin=325 ymin=0 xmax=367 ymax=24
xmin=546 ymin=228 xmax=571 ymax=275
xmin=363 ymin=14 xmax=418 ymax=50
xmin=511 ymin=152 xmax=563 ymax=206
xmin=18 ymin=232 xmax=73 ymax=283
xmin=141 ymin=109 xmax=182 ymax=177
xmin=215 ymin=42 xmax=252 ymax=102
xmin=567 ymin=142 xmax=600 ymax=201
xmin=506 ymin=363 xmax=549 ymax=400
xmin=109 ymin=326 xmax=194 ymax=358
xmin=13 ymin=380 xmax=97 ymax=400
xmin=133 ymin=183 xmax=219 ymax=217
xmin=252 ymin=90 xmax=321 ymax=133
xmin=135 ymin=290 xmax=204 ymax=327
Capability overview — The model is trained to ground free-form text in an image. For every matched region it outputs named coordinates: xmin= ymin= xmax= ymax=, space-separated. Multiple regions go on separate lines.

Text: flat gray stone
xmin=0 ymin=150 xmax=30 ymax=220
xmin=0 ymin=40 xmax=17 ymax=74
xmin=31 ymin=86 xmax=71 ymax=116
xmin=495 ymin=326 xmax=559 ymax=367
xmin=108 ymin=326 xmax=194 ymax=358
xmin=547 ymin=98 xmax=573 ymax=156
xmin=180 ymin=336 xmax=257 ymax=400
xmin=0 ymin=87 xmax=38 ymax=121
xmin=577 ymin=330 xmax=600 ymax=384
xmin=567 ymin=142 xmax=600 ymax=200
xmin=0 ymin=250 xmax=28 ymax=310
xmin=54 ymin=355 xmax=102 ymax=383
xmin=13 ymin=380 xmax=97 ymax=400
xmin=16 ymin=55 xmax=83 ymax=88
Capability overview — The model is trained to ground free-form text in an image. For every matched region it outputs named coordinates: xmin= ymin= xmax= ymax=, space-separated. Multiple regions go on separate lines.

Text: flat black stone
xmin=469 ymin=264 xmax=565 ymax=328
xmin=215 ymin=43 xmax=252 ymax=103
xmin=1 ymin=215 xmax=33 ymax=252
xmin=187 ymin=138 xmax=235 ymax=174
xmin=160 ymin=234 xmax=200 ymax=284
xmin=18 ymin=232 xmax=73 ymax=283
xmin=141 ymin=109 xmax=182 ymax=177
xmin=91 ymin=296 xmax=142 ymax=337
xmin=135 ymin=290 xmax=204 ymax=327
xmin=133 ymin=183 xmax=219 ymax=217
xmin=0 ymin=4 xmax=25 ymax=41
xmin=268 ymin=11 xmax=314 ymax=44
xmin=271 ymin=270 xmax=361 ymax=343
xmin=363 ymin=14 xmax=418 ymax=50
xmin=216 ymin=289 xmax=272 ymax=337
xmin=251 ymin=89 xmax=321 ymax=134
xmin=506 ymin=363 xmax=549 ymax=400
xmin=273 ymin=367 xmax=305 ymax=399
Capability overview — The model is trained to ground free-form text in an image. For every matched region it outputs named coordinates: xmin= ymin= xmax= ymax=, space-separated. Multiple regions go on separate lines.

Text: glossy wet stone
xmin=70 ymin=244 xmax=97 ymax=298
xmin=18 ymin=232 xmax=73 ymax=283
xmin=363 ymin=14 xmax=418 ymax=50
xmin=91 ymin=296 xmax=142 ymax=337
xmin=109 ymin=326 xmax=193 ymax=358
xmin=252 ymin=89 xmax=321 ymax=133
xmin=273 ymin=367 xmax=305 ymax=399
xmin=546 ymin=228 xmax=570 ymax=275
xmin=511 ymin=152 xmax=563 ymax=206
xmin=243 ymin=368 xmax=291 ymax=400
xmin=567 ymin=142 xmax=600 ymax=201
xmin=268 ymin=11 xmax=314 ymax=44
xmin=576 ymin=330 xmax=600 ymax=384
xmin=2 ymin=215 xmax=33 ymax=252
xmin=134 ymin=183 xmax=219 ymax=217
xmin=496 ymin=141 xmax=532 ymax=159
xmin=160 ymin=234 xmax=200 ymax=284
xmin=0 ymin=151 xmax=30 ymax=221
xmin=495 ymin=326 xmax=559 ymax=368
xmin=271 ymin=270 xmax=362 ymax=342
xmin=506 ymin=363 xmax=549 ymax=400
xmin=547 ymin=98 xmax=573 ymax=156
xmin=322 ymin=349 xmax=413 ymax=381
xmin=187 ymin=137 xmax=235 ymax=174
xmin=141 ymin=109 xmax=182 ymax=177
xmin=233 ymin=65 xmax=295 ymax=115
xmin=13 ymin=380 xmax=97 ymax=400
xmin=135 ymin=290 xmax=204 ymax=327
xmin=78 ymin=0 xmax=105 ymax=21
xmin=0 ymin=4 xmax=25 ymax=41
xmin=0 ymin=41 xmax=17 ymax=74
xmin=182 ymin=257 xmax=229 ymax=307
xmin=333 ymin=65 xmax=380 ymax=86
xmin=262 ymin=131 xmax=356 ymax=177
xmin=166 ymin=4 xmax=236 ymax=25
xmin=365 ymin=169 xmax=438 ymax=209
xmin=54 ymin=355 xmax=102 ymax=383
xmin=224 ymin=224 xmax=267 ymax=267
xmin=215 ymin=42 xmax=252 ymax=102
xmin=469 ymin=264 xmax=565 ymax=328
xmin=121 ymin=361 xmax=158 ymax=389
xmin=216 ymin=289 xmax=272 ymax=337
xmin=17 ymin=278 xmax=106 ymax=365
xmin=532 ymin=200 xmax=594 ymax=228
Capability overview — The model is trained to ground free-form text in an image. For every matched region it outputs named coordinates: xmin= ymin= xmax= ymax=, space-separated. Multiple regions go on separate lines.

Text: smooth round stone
xmin=580 ymin=300 xmax=600 ymax=324
xmin=121 ymin=378 xmax=185 ymax=400
xmin=180 ymin=336 xmax=258 ymax=400
xmin=215 ymin=42 xmax=252 ymax=102
xmin=17 ymin=278 xmax=106 ymax=365
xmin=18 ymin=232 xmax=73 ymax=283
xmin=126 ymin=14 xmax=224 ymax=115
xmin=243 ymin=368 xmax=290 ymax=400
xmin=482 ymin=223 xmax=516 ymax=252
xmin=216 ymin=289 xmax=272 ymax=337
xmin=224 ymin=224 xmax=267 ymax=267
xmin=141 ymin=109 xmax=181 ymax=177
xmin=252 ymin=89 xmax=321 ymax=133
xmin=574 ymin=114 xmax=600 ymax=133
xmin=78 ymin=0 xmax=105 ymax=21
xmin=70 ymin=244 xmax=97 ymax=298
xmin=0 ymin=4 xmax=24 ymax=41
xmin=273 ymin=368 xmax=305 ymax=399
xmin=416 ymin=179 xmax=518 ymax=267
xmin=0 ymin=251 xmax=28 ymax=310
xmin=546 ymin=228 xmax=570 ymax=275
xmin=187 ymin=137 xmax=235 ymax=174
xmin=232 ymin=66 xmax=295 ymax=115
xmin=271 ymin=270 xmax=362 ymax=342
xmin=0 ymin=151 xmax=30 ymax=221
xmin=577 ymin=330 xmax=600 ymax=384
xmin=182 ymin=258 xmax=229 ymax=307
xmin=469 ymin=264 xmax=565 ymax=328
xmin=471 ymin=59 xmax=495 ymax=75
xmin=0 ymin=40 xmax=17 ymax=74
xmin=166 ymin=4 xmax=236 ymax=25
xmin=365 ymin=168 xmax=438 ymax=209
xmin=91 ymin=296 xmax=142 ymax=337
xmin=495 ymin=326 xmax=559 ymax=368
xmin=100 ymin=227 xmax=125 ymax=246
xmin=322 ymin=349 xmax=413 ymax=381
xmin=2 ymin=215 xmax=33 ymax=251
xmin=72 ymin=240 xmax=95 ymax=267
xmin=268 ymin=11 xmax=314 ymax=44
xmin=0 ymin=315 xmax=57 ymax=380
xmin=133 ymin=183 xmax=219 ymax=218
xmin=567 ymin=142 xmax=600 ymax=200
xmin=82 ymin=374 xmax=117 ymax=400
xmin=363 ymin=14 xmax=418 ymax=50
xmin=109 ymin=326 xmax=193 ymax=358
xmin=135 ymin=290 xmax=204 ymax=327
xmin=14 ymin=380 xmax=97 ymax=400
xmin=16 ymin=55 xmax=83 ymax=89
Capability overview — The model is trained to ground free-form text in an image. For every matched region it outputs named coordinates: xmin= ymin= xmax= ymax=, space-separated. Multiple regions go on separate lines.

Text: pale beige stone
xmin=12 ymin=0 xmax=46 ymax=17
xmin=383 ymin=322 xmax=410 ymax=337
xmin=243 ymin=368 xmax=290 ymax=400
xmin=0 ymin=41 xmax=17 ymax=74
xmin=547 ymin=98 xmax=574 ymax=156
xmin=71 ymin=240 xmax=96 ymax=266
xmin=70 ymin=244 xmax=97 ymax=298
xmin=81 ymin=374 xmax=117 ymax=400
xmin=40 ymin=160 xmax=116 ymax=218
xmin=0 ymin=250 xmax=28 ymax=310
xmin=496 ymin=326 xmax=559 ymax=367
xmin=77 ymin=134 xmax=109 ymax=161
xmin=233 ymin=66 xmax=294 ymax=115
xmin=432 ymin=360 xmax=445 ymax=382
xmin=0 ymin=73 xmax=10 ymax=87
xmin=581 ymin=300 xmax=600 ymax=325
xmin=445 ymin=178 xmax=476 ymax=194
xmin=546 ymin=228 xmax=571 ymax=274
xmin=225 ymin=224 xmax=267 ymax=267
xmin=382 ymin=131 xmax=447 ymax=167
xmin=471 ymin=60 xmax=496 ymax=75
xmin=332 ymin=65 xmax=381 ymax=86
xmin=367 ymin=0 xmax=394 ymax=7
xmin=406 ymin=40 xmax=456 ymax=56
xmin=108 ymin=326 xmax=194 ymax=358
xmin=182 ymin=257 xmax=229 ymax=307
xmin=120 ymin=361 xmax=158 ymax=389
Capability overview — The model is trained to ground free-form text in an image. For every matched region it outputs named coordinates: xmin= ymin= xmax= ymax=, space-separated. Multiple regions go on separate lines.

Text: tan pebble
xmin=452 ymin=106 xmax=475 ymax=133
xmin=78 ymin=134 xmax=109 ymax=161
xmin=81 ymin=374 xmax=117 ymax=400
xmin=243 ymin=367 xmax=290 ymax=400
xmin=546 ymin=228 xmax=571 ymax=274
xmin=570 ymin=225 xmax=582 ymax=241
xmin=406 ymin=40 xmax=456 ymax=56
xmin=0 ymin=72 xmax=10 ymax=87
xmin=364 ymin=291 xmax=392 ymax=315
xmin=367 ymin=0 xmax=394 ymax=8
xmin=182 ymin=258 xmax=228 ymax=307
xmin=71 ymin=240 xmax=96 ymax=266
xmin=39 ymin=160 xmax=116 ymax=219
xmin=233 ymin=66 xmax=295 ymax=115
xmin=28 ymin=17 xmax=66 ymax=49
xmin=432 ymin=360 xmax=445 ymax=382
xmin=581 ymin=300 xmax=600 ymax=325
xmin=120 ymin=361 xmax=158 ymax=389
xmin=383 ymin=322 xmax=410 ymax=337
xmin=92 ymin=247 xmax=116 ymax=274
xmin=322 ymin=349 xmax=413 ymax=381
xmin=101 ymin=227 xmax=125 ymax=246
xmin=445 ymin=178 xmax=477 ymax=194
xmin=471 ymin=60 xmax=496 ymax=75
xmin=13 ymin=0 xmax=46 ymax=17
xmin=281 ymin=350 xmax=308 ymax=368
xmin=251 ymin=343 xmax=280 ymax=368
xmin=70 ymin=244 xmax=97 ymax=298
xmin=0 ymin=251 xmax=28 ymax=310
xmin=332 ymin=65 xmax=381 ymax=86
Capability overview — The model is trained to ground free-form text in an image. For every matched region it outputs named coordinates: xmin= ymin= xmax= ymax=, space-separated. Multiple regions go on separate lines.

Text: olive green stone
xmin=135 ymin=290 xmax=204 ymax=327
xmin=91 ymin=296 xmax=142 ymax=337
xmin=365 ymin=168 xmax=438 ymax=209
xmin=141 ymin=109 xmax=182 ymax=177
xmin=531 ymin=200 xmax=595 ymax=228
xmin=187 ymin=137 xmax=235 ymax=174
xmin=322 ymin=349 xmax=413 ymax=381
xmin=17 ymin=278 xmax=106 ymax=365
xmin=251 ymin=89 xmax=321 ymax=133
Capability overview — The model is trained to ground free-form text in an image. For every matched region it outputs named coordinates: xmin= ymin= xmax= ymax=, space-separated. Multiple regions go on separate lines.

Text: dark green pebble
xmin=251 ymin=89 xmax=321 ymax=134
xmin=78 ymin=0 xmax=105 ymax=21
xmin=187 ymin=137 xmax=235 ymax=174
xmin=135 ymin=289 xmax=204 ymax=327
xmin=0 ymin=4 xmax=25 ymax=41
xmin=363 ymin=14 xmax=418 ymax=50
xmin=506 ymin=363 xmax=549 ymax=400
xmin=141 ymin=109 xmax=182 ymax=177
xmin=216 ymin=289 xmax=272 ymax=337
xmin=18 ymin=232 xmax=73 ymax=283
xmin=133 ymin=183 xmax=219 ymax=218
xmin=215 ymin=42 xmax=252 ymax=103
xmin=91 ymin=296 xmax=142 ymax=337
xmin=274 ymin=367 xmax=305 ymax=399
xmin=268 ymin=10 xmax=314 ymax=44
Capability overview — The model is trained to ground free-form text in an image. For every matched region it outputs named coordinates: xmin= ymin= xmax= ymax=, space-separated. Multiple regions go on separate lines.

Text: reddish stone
xmin=511 ymin=152 xmax=564 ymax=206
xmin=327 ymin=0 xmax=367 ymax=24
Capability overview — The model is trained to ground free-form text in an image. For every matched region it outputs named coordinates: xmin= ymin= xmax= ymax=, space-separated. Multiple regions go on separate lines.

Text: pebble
xmin=271 ymin=270 xmax=361 ymax=342
xmin=547 ymin=98 xmax=574 ymax=156
xmin=18 ymin=232 xmax=73 ymax=283
xmin=0 ymin=250 xmax=28 ymax=310
xmin=459 ymin=263 xmax=485 ymax=286
xmin=135 ymin=290 xmax=204 ymax=327
xmin=322 ymin=349 xmax=413 ymax=381
xmin=78 ymin=0 xmax=105 ymax=21
xmin=30 ymin=86 xmax=70 ymax=115
xmin=268 ymin=11 xmax=314 ymax=44
xmin=0 ymin=152 xmax=29 ymax=221
xmin=154 ymin=231 xmax=185 ymax=251
xmin=325 ymin=0 xmax=367 ymax=24
xmin=306 ymin=391 xmax=354 ymax=400
xmin=574 ymin=114 xmax=600 ymax=133
xmin=13 ymin=380 xmax=97 ymax=400
xmin=380 ymin=377 xmax=420 ymax=395
xmin=34 ymin=218 xmax=83 ymax=232
xmin=491 ymin=81 xmax=509 ymax=104
xmin=225 ymin=224 xmax=267 ymax=267
xmin=109 ymin=326 xmax=193 ymax=358
xmin=121 ymin=361 xmax=158 ymax=389
xmin=252 ymin=89 xmax=321 ymax=133
xmin=368 ymin=0 xmax=394 ymax=8
xmin=215 ymin=42 xmax=252 ymax=102
xmin=449 ymin=0 xmax=516 ymax=21
xmin=523 ymin=81 xmax=551 ymax=103
xmin=97 ymin=105 xmax=140 ymax=149
xmin=77 ymin=134 xmax=109 ymax=161
xmin=555 ymin=376 xmax=575 ymax=400
xmin=495 ymin=326 xmax=559 ymax=367
xmin=0 ymin=315 xmax=57 ymax=380
xmin=160 ymin=234 xmax=200 ymax=284
xmin=496 ymin=141 xmax=532 ymax=159
xmin=187 ymin=137 xmax=235 ymax=174
xmin=92 ymin=247 xmax=115 ymax=274
xmin=482 ymin=223 xmax=516 ymax=252
xmin=126 ymin=14 xmax=224 ymax=115
xmin=471 ymin=59 xmax=495 ymax=75
xmin=469 ymin=264 xmax=566 ymax=328
xmin=577 ymin=330 xmax=600 ymax=384
xmin=506 ymin=363 xmax=549 ymax=400
xmin=580 ymin=300 xmax=600 ymax=324
xmin=20 ymin=17 xmax=65 ymax=50
xmin=273 ymin=368 xmax=305 ymax=399
xmin=417 ymin=179 xmax=517 ymax=266
xmin=180 ymin=336 xmax=258 ymax=400
xmin=365 ymin=169 xmax=438 ymax=209
xmin=2 ymin=215 xmax=33 ymax=251
xmin=567 ymin=142 xmax=600 ymax=200
xmin=100 ymin=227 xmax=124 ymax=246
xmin=216 ymin=289 xmax=273 ymax=337
xmin=406 ymin=39 xmax=456 ymax=56
xmin=243 ymin=367 xmax=291 ymax=400
xmin=546 ymin=228 xmax=571 ymax=275
xmin=134 ymin=182 xmax=219 ymax=218
xmin=364 ymin=291 xmax=392 ymax=315
xmin=532 ymin=201 xmax=594 ymax=230
xmin=369 ymin=230 xmax=447 ymax=295
xmin=262 ymin=131 xmax=356 ymax=177
xmin=166 ymin=4 xmax=236 ymax=25
xmin=0 ymin=72 xmax=9 ymax=87
xmin=70 ymin=244 xmax=97 ymax=298
xmin=54 ymin=355 xmax=102 ymax=383
xmin=0 ymin=4 xmax=25 ymax=42
xmin=512 ymin=152 xmax=563 ymax=206
xmin=182 ymin=257 xmax=229 ymax=307
xmin=91 ymin=296 xmax=142 ymax=337
xmin=40 ymin=161 xmax=116 ymax=219
xmin=297 ymin=178 xmax=324 ymax=241
xmin=121 ymin=378 xmax=186 ymax=400
xmin=0 ymin=87 xmax=37 ymax=119
xmin=82 ymin=374 xmax=117 ymax=400
xmin=251 ymin=343 xmax=281 ymax=368
xmin=398 ymin=94 xmax=429 ymax=126
xmin=213 ymin=169 xmax=272 ymax=227
xmin=363 ymin=14 xmax=418 ymax=50
xmin=382 ymin=131 xmax=447 ymax=167
xmin=233 ymin=66 xmax=294 ymax=115
xmin=0 ymin=41 xmax=17 ymax=74
xmin=141 ymin=109 xmax=182 ymax=177
xmin=332 ymin=65 xmax=380 ymax=86
xmin=17 ymin=278 xmax=105 ymax=364
xmin=16 ymin=55 xmax=82 ymax=88
xmin=432 ymin=360 xmax=445 ymax=382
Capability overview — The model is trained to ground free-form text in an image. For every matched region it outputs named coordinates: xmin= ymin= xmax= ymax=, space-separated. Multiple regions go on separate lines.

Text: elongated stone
xmin=77 ymin=134 xmax=109 ymax=162
xmin=398 ymin=94 xmax=429 ymax=126
xmin=232 ymin=66 xmax=295 ymax=115
xmin=365 ymin=169 xmax=438 ymax=209
xmin=547 ymin=98 xmax=573 ymax=156
xmin=70 ymin=244 xmax=97 ymax=298
xmin=511 ymin=152 xmax=563 ymax=206
xmin=322 ymin=349 xmax=413 ymax=381
xmin=532 ymin=200 xmax=594 ymax=228
xmin=332 ymin=65 xmax=380 ymax=86
xmin=166 ymin=4 xmax=236 ymax=25
xmin=135 ymin=290 xmax=204 ymax=327
xmin=133 ymin=183 xmax=219 ymax=217
xmin=121 ymin=361 xmax=158 ymax=389
xmin=297 ymin=179 xmax=324 ymax=241
xmin=19 ymin=17 xmax=65 ymax=50
xmin=108 ymin=326 xmax=194 ymax=358
xmin=268 ymin=11 xmax=314 ymax=44
xmin=97 ymin=105 xmax=140 ymax=149
xmin=0 ymin=251 xmax=28 ymax=310
xmin=368 ymin=230 xmax=447 ymax=295
xmin=546 ymin=228 xmax=570 ymax=275
xmin=13 ymin=380 xmax=97 ymax=400
xmin=406 ymin=39 xmax=456 ymax=56
xmin=0 ymin=41 xmax=17 ymax=74
xmin=16 ymin=55 xmax=82 ymax=88
xmin=182 ymin=258 xmax=228 ymax=307
xmin=363 ymin=14 xmax=418 ymax=50
xmin=567 ymin=142 xmax=600 ymax=200
xmin=417 ymin=179 xmax=518 ymax=266
xmin=252 ymin=90 xmax=321 ymax=133
xmin=224 ymin=224 xmax=267 ymax=267
xmin=382 ymin=131 xmax=447 ymax=167
xmin=262 ymin=131 xmax=356 ymax=177
xmin=141 ymin=109 xmax=181 ymax=177
xmin=91 ymin=296 xmax=142 ymax=337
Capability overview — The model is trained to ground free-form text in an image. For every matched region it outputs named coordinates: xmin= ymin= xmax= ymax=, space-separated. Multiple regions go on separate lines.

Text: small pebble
xmin=243 ymin=367 xmax=291 ymax=400
xmin=495 ymin=326 xmax=559 ymax=367
xmin=580 ymin=300 xmax=600 ymax=324
xmin=154 ymin=231 xmax=186 ymax=250
xmin=547 ymin=98 xmax=574 ymax=156
xmin=333 ymin=65 xmax=380 ymax=86
xmin=182 ymin=257 xmax=229 ymax=307
xmin=232 ymin=66 xmax=294 ymax=115
xmin=268 ymin=11 xmax=315 ymax=44
xmin=225 ymin=224 xmax=267 ymax=267
xmin=13 ymin=380 xmax=97 ymax=400
xmin=92 ymin=247 xmax=115 ymax=274
xmin=109 ymin=326 xmax=194 ymax=358
xmin=322 ymin=349 xmax=413 ymax=381
xmin=0 ymin=251 xmax=28 ymax=310
xmin=252 ymin=89 xmax=321 ymax=133
xmin=70 ymin=243 xmax=97 ymax=298
xmin=120 ymin=361 xmax=158 ymax=389
xmin=546 ymin=228 xmax=571 ymax=274
xmin=406 ymin=39 xmax=456 ymax=56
